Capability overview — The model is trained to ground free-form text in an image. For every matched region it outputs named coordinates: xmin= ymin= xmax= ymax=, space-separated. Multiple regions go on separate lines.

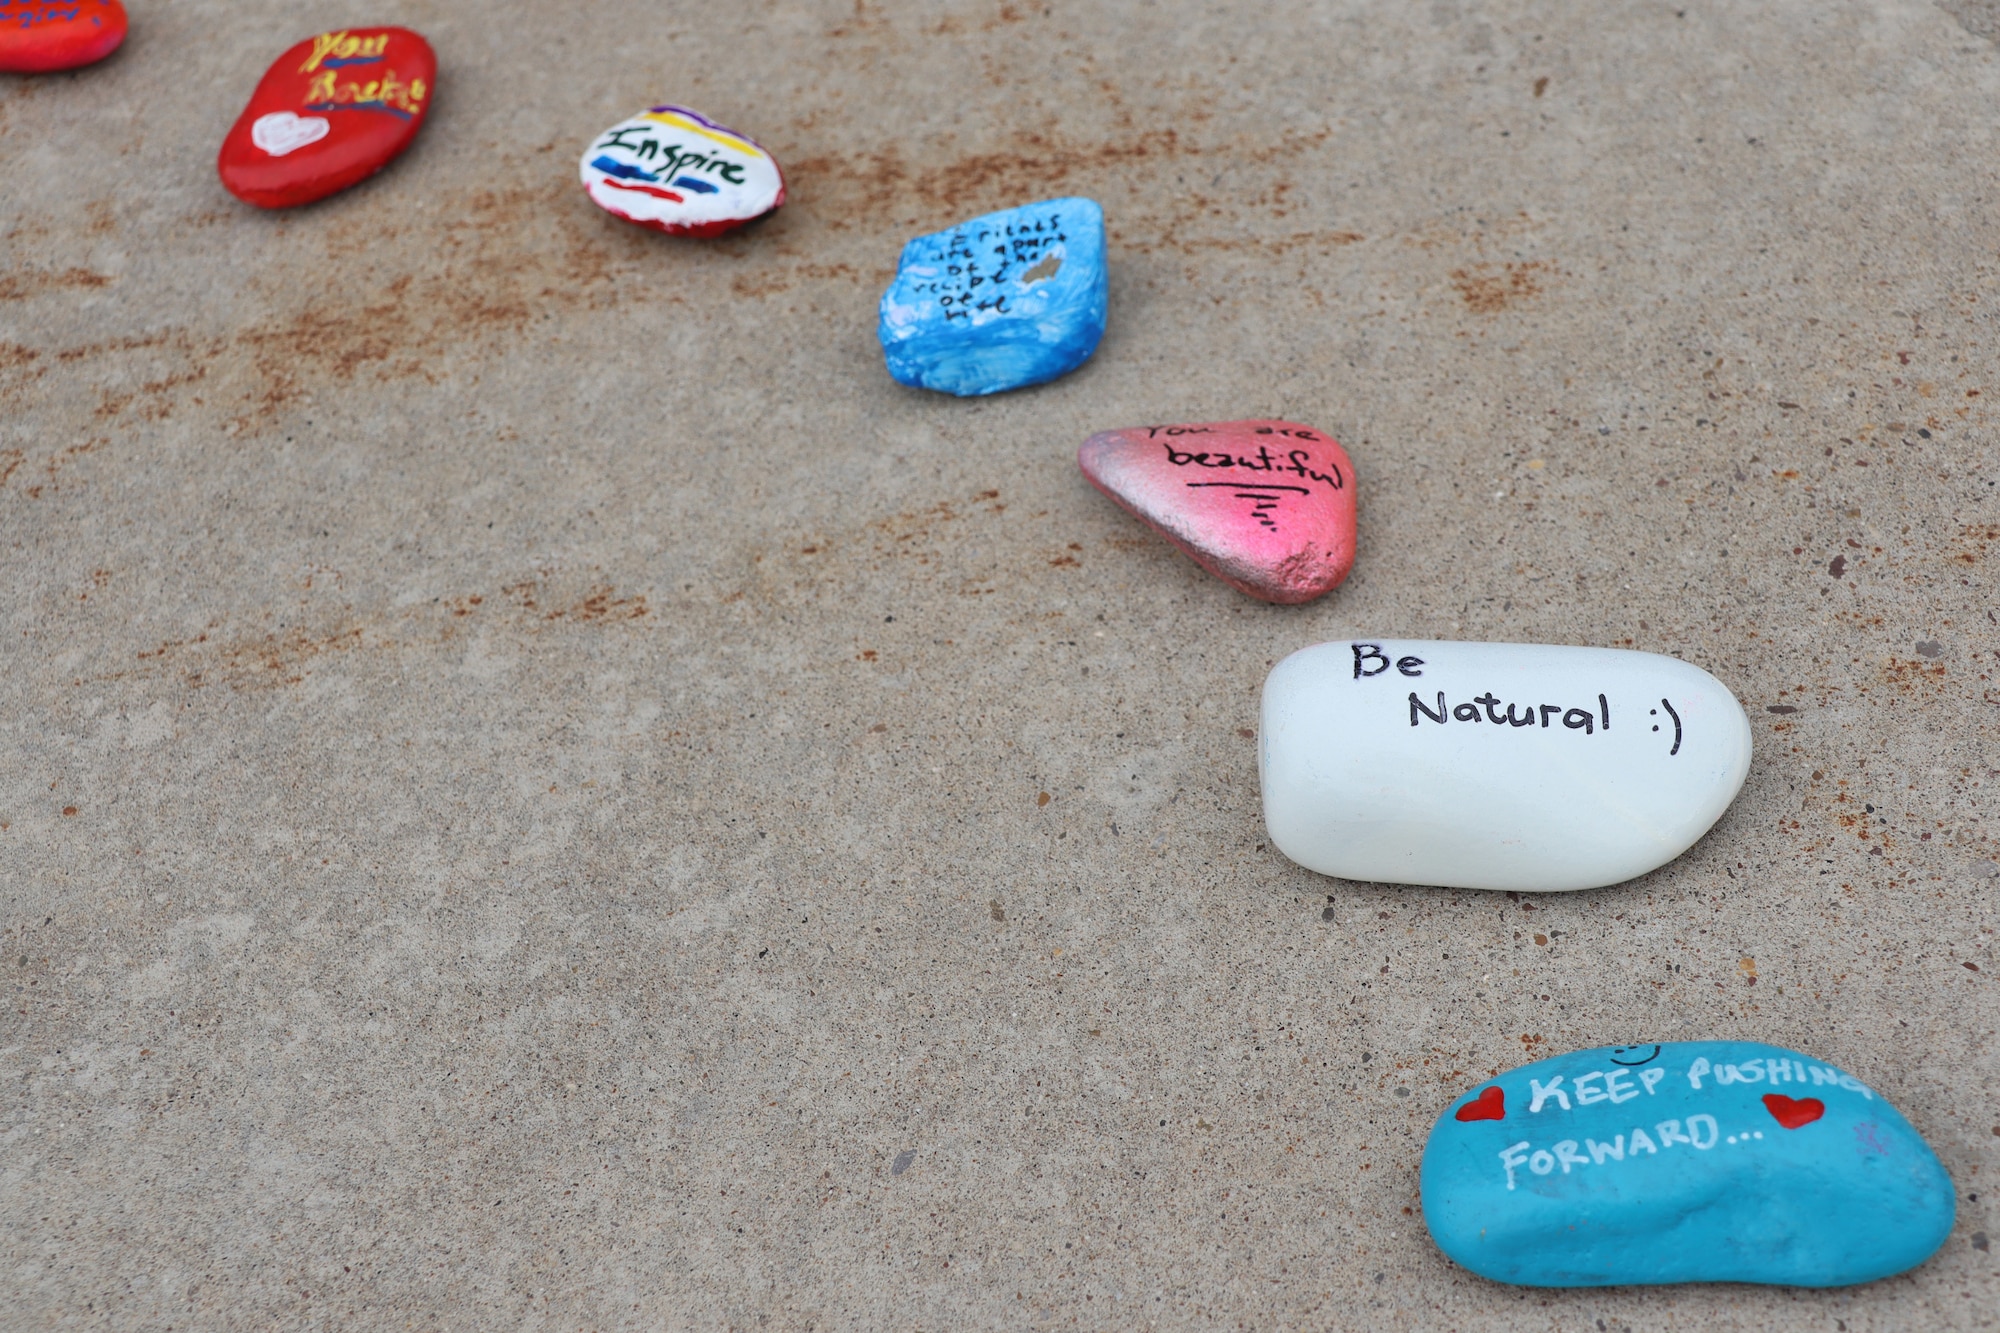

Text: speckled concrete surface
xmin=3 ymin=1 xmax=1998 ymax=1327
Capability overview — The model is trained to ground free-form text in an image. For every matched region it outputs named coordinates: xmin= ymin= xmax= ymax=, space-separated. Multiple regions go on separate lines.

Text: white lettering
xmin=1810 ymin=1065 xmax=1833 ymax=1086
xmin=1733 ymin=1062 xmax=1764 ymax=1083
xmin=1604 ymin=1068 xmax=1638 ymax=1104
xmin=1573 ymin=1071 xmax=1607 ymax=1106
xmin=1837 ymin=1073 xmax=1873 ymax=1100
xmin=1638 ymin=1068 xmax=1665 ymax=1096
xmin=1496 ymin=1114 xmax=1733 ymax=1188
xmin=1792 ymin=1059 xmax=1809 ymax=1083
xmin=1765 ymin=1058 xmax=1790 ymax=1084
xmin=1528 ymin=1076 xmax=1570 ymax=1113
xmin=1687 ymin=1057 xmax=1710 ymax=1090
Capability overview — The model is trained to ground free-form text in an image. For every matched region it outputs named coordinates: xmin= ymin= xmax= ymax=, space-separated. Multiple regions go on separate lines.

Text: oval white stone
xmin=1259 ymin=640 xmax=1752 ymax=891
xmin=579 ymin=105 xmax=784 ymax=237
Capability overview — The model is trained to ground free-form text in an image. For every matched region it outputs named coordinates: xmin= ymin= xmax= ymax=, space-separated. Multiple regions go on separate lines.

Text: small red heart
xmin=1455 ymin=1085 xmax=1506 ymax=1122
xmin=1763 ymin=1093 xmax=1826 ymax=1129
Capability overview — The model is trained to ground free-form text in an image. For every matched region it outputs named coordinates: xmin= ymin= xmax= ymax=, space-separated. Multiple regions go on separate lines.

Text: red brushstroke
xmin=599 ymin=179 xmax=685 ymax=203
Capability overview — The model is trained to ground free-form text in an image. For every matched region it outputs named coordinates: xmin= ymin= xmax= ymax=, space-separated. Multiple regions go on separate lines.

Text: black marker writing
xmin=905 ymin=216 xmax=1066 ymax=320
xmin=1409 ymin=692 xmax=1608 ymax=735
xmin=1163 ymin=444 xmax=1343 ymax=490
xmin=595 ymin=130 xmax=749 ymax=184
xmin=1652 ymin=698 xmax=1680 ymax=755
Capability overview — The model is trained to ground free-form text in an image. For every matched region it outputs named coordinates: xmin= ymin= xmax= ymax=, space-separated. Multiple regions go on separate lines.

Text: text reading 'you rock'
xmin=217 ymin=28 xmax=436 ymax=209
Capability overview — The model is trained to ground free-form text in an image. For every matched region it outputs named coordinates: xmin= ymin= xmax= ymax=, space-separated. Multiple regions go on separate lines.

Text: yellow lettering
xmin=305 ymin=70 xmax=337 ymax=103
xmin=299 ymin=29 xmax=389 ymax=73
xmin=359 ymin=80 xmax=381 ymax=102
xmin=409 ymin=78 xmax=427 ymax=104
xmin=300 ymin=30 xmax=347 ymax=73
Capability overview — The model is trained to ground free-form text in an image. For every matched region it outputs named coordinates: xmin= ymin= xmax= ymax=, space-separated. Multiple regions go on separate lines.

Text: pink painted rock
xmin=1078 ymin=419 xmax=1356 ymax=604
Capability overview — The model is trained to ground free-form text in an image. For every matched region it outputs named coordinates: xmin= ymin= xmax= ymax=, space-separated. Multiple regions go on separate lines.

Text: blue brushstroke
xmin=591 ymin=156 xmax=658 ymax=182
xmin=305 ymin=102 xmax=413 ymax=121
xmin=671 ymin=175 xmax=719 ymax=194
xmin=321 ymin=56 xmax=385 ymax=68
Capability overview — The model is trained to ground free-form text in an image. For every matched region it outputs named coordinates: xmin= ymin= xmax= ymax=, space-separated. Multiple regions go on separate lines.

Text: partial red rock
xmin=0 ymin=0 xmax=127 ymax=73
xmin=217 ymin=27 xmax=436 ymax=210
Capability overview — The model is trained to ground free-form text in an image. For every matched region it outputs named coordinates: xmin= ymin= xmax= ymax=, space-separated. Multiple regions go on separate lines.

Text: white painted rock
xmin=1259 ymin=640 xmax=1752 ymax=891
xmin=580 ymin=105 xmax=785 ymax=237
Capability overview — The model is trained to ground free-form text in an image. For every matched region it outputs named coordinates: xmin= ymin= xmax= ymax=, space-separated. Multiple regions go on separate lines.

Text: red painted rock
xmin=217 ymin=27 xmax=436 ymax=209
xmin=1078 ymin=419 xmax=1357 ymax=604
xmin=0 ymin=0 xmax=127 ymax=73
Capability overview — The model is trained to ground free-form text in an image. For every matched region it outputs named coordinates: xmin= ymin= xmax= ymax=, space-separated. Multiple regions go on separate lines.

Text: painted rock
xmin=579 ymin=106 xmax=785 ymax=238
xmin=1422 ymin=1042 xmax=1955 ymax=1287
xmin=1078 ymin=420 xmax=1355 ymax=604
xmin=0 ymin=0 xmax=125 ymax=72
xmin=217 ymin=28 xmax=436 ymax=209
xmin=1259 ymin=639 xmax=1751 ymax=890
xmin=878 ymin=197 xmax=1107 ymax=396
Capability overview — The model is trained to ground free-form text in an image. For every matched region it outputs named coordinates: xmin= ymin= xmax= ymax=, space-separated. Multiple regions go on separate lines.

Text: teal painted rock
xmin=877 ymin=197 xmax=1107 ymax=396
xmin=1421 ymin=1042 xmax=1954 ymax=1287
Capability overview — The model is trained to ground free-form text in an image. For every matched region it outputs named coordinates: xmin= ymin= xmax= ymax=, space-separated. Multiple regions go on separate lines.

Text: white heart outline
xmin=251 ymin=112 xmax=331 ymax=158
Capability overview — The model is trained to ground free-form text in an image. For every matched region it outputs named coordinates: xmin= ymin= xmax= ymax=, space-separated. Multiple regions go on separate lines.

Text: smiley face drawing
xmin=1608 ymin=1044 xmax=1662 ymax=1066
xmin=1648 ymin=699 xmax=1683 ymax=755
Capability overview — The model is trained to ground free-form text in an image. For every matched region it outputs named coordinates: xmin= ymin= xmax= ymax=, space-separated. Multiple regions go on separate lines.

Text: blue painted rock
xmin=877 ymin=197 xmax=1107 ymax=396
xmin=1259 ymin=639 xmax=1752 ymax=891
xmin=1422 ymin=1041 xmax=1955 ymax=1287
xmin=580 ymin=105 xmax=785 ymax=238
